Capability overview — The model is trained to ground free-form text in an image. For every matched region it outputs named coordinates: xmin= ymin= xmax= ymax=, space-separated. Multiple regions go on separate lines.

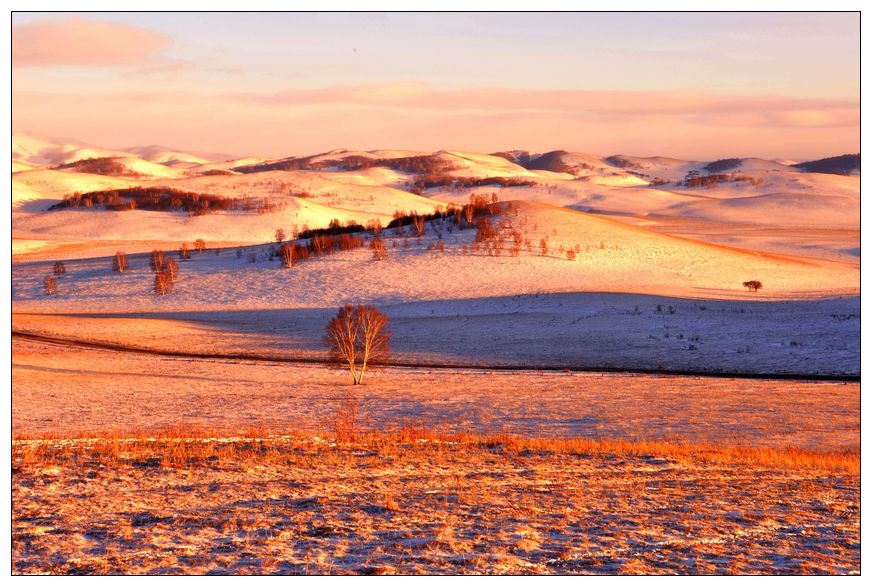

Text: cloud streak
xmin=13 ymin=17 xmax=172 ymax=67
xmin=220 ymin=82 xmax=859 ymax=128
xmin=12 ymin=82 xmax=859 ymax=160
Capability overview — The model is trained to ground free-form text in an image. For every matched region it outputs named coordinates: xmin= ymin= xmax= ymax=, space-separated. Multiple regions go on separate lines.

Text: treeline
xmin=49 ymin=188 xmax=285 ymax=216
xmin=54 ymin=157 xmax=141 ymax=177
xmin=703 ymin=158 xmax=743 ymax=173
xmin=407 ymin=175 xmax=537 ymax=194
xmin=681 ymin=171 xmax=763 ymax=188
xmin=233 ymin=153 xmax=539 ymax=195
xmin=268 ymin=193 xmax=501 ymax=269
xmin=792 ymin=154 xmax=860 ymax=176
xmin=276 ymin=233 xmax=367 ymax=268
xmin=233 ymin=153 xmax=459 ymax=175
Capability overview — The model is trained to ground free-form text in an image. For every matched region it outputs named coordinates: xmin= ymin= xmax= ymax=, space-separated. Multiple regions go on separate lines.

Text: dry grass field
xmin=12 ymin=429 xmax=859 ymax=575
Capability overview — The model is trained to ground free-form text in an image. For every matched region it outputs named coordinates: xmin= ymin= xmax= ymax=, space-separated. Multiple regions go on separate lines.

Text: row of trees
xmin=51 ymin=187 xmax=287 ymax=217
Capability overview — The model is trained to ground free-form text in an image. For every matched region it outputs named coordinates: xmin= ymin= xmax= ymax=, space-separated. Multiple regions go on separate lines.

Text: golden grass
xmin=11 ymin=425 xmax=859 ymax=475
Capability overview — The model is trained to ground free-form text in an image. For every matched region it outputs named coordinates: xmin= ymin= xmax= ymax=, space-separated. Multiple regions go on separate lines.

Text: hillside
xmin=11 ymin=200 xmax=859 ymax=375
xmin=10 ymin=135 xmax=860 ymax=268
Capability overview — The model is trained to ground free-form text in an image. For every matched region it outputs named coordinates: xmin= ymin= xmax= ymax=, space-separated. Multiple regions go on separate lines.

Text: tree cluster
xmin=150 ymin=249 xmax=179 ymax=295
xmin=54 ymin=157 xmax=140 ymax=177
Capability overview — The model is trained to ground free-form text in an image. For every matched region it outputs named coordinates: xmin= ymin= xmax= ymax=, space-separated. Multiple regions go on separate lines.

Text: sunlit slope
xmin=11 ymin=200 xmax=858 ymax=315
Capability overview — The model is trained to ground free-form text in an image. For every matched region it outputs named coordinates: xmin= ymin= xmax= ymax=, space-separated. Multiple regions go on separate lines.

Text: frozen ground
xmin=12 ymin=436 xmax=860 ymax=575
xmin=12 ymin=339 xmax=859 ymax=450
xmin=10 ymin=198 xmax=860 ymax=377
xmin=11 ymin=137 xmax=861 ymax=575
xmin=11 ymin=286 xmax=860 ymax=377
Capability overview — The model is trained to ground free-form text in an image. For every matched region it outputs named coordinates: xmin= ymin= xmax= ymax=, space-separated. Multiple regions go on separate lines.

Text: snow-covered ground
xmin=11 ymin=138 xmax=860 ymax=376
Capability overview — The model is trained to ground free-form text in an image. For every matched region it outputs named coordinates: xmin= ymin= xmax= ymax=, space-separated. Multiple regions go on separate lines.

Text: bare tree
xmin=539 ymin=238 xmax=549 ymax=257
xmin=165 ymin=257 xmax=179 ymax=281
xmin=463 ymin=204 xmax=475 ymax=226
xmin=194 ymin=238 xmax=206 ymax=253
xmin=275 ymin=228 xmax=286 ymax=243
xmin=324 ymin=305 xmax=391 ymax=385
xmin=113 ymin=251 xmax=129 ymax=273
xmin=278 ymin=243 xmax=297 ymax=268
xmin=43 ymin=275 xmax=57 ymax=295
xmin=53 ymin=261 xmax=66 ymax=275
xmin=150 ymin=250 xmax=166 ymax=272
xmin=411 ymin=215 xmax=426 ymax=237
xmin=154 ymin=271 xmax=173 ymax=295
xmin=179 ymin=243 xmax=191 ymax=260
xmin=743 ymin=280 xmax=762 ymax=292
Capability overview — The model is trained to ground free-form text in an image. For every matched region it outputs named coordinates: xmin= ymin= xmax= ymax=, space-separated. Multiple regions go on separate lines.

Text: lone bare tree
xmin=43 ymin=275 xmax=57 ymax=295
xmin=275 ymin=228 xmax=286 ymax=243
xmin=743 ymin=280 xmax=762 ymax=292
xmin=324 ymin=305 xmax=391 ymax=385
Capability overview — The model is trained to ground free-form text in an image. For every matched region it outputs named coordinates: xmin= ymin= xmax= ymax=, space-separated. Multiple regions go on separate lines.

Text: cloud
xmin=12 ymin=83 xmax=858 ymax=160
xmin=221 ymin=82 xmax=859 ymax=128
xmin=13 ymin=16 xmax=171 ymax=67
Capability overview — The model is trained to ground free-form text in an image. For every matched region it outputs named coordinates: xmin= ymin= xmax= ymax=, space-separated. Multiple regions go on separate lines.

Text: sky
xmin=11 ymin=12 xmax=860 ymax=160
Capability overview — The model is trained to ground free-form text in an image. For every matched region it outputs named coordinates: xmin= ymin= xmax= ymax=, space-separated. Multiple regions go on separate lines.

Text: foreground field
xmin=12 ymin=433 xmax=859 ymax=575
xmin=11 ymin=336 xmax=860 ymax=575
xmin=12 ymin=339 xmax=859 ymax=449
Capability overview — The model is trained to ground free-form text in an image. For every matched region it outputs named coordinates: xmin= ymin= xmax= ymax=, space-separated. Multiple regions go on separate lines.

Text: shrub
xmin=43 ymin=276 xmax=57 ymax=295
xmin=52 ymin=261 xmax=66 ymax=275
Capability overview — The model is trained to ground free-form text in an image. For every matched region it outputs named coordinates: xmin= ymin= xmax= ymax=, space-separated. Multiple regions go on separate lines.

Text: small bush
xmin=52 ymin=261 xmax=66 ymax=275
xmin=43 ymin=276 xmax=57 ymax=295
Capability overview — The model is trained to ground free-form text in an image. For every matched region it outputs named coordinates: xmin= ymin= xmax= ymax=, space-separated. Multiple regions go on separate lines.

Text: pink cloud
xmin=13 ymin=17 xmax=171 ymax=67
xmin=222 ymin=82 xmax=858 ymax=128
xmin=12 ymin=84 xmax=859 ymax=160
